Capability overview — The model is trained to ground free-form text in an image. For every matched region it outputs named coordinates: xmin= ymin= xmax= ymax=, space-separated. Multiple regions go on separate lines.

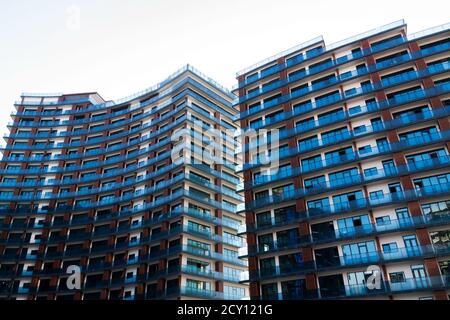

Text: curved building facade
xmin=0 ymin=65 xmax=248 ymax=300
xmin=235 ymin=20 xmax=450 ymax=300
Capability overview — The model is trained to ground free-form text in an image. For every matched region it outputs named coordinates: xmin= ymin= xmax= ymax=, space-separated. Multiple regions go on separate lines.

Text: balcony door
xmin=411 ymin=265 xmax=429 ymax=289
xmin=403 ymin=235 xmax=421 ymax=257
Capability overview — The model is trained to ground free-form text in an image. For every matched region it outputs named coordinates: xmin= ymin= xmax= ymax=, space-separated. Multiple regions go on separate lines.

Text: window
xmin=422 ymin=200 xmax=450 ymax=218
xmin=250 ymin=118 xmax=263 ymax=129
xmin=337 ymin=215 xmax=370 ymax=232
xmin=248 ymin=102 xmax=261 ymax=113
xmin=276 ymin=228 xmax=299 ymax=247
xmin=186 ymin=258 xmax=210 ymax=273
xmin=304 ymin=175 xmax=326 ymax=190
xmin=364 ymin=167 xmax=378 ymax=177
xmin=278 ymin=164 xmax=292 ymax=178
xmin=382 ymin=243 xmax=398 ymax=253
xmin=274 ymin=206 xmax=296 ymax=224
xmin=223 ymin=248 xmax=238 ymax=261
xmin=315 ymin=90 xmax=341 ymax=107
xmin=349 ymin=105 xmax=362 ymax=115
xmin=291 ymin=83 xmax=308 ymax=96
xmin=223 ymin=232 xmax=242 ymax=246
xmin=321 ymin=127 xmax=350 ymax=145
xmin=439 ymin=260 xmax=450 ymax=277
xmin=362 ymin=117 xmax=380 ymax=133
xmin=414 ymin=173 xmax=450 ymax=190
xmin=370 ymin=190 xmax=384 ymax=200
xmin=187 ymin=221 xmax=210 ymax=234
xmin=298 ymin=135 xmax=319 ymax=151
xmin=317 ymin=108 xmax=344 ymax=125
xmin=281 ymin=279 xmax=306 ymax=300
xmin=332 ymin=190 xmax=364 ymax=210
xmin=403 ymin=235 xmax=419 ymax=249
xmin=396 ymin=208 xmax=410 ymax=221
xmin=224 ymin=267 xmax=242 ymax=282
xmin=376 ymin=216 xmax=391 ymax=226
xmin=256 ymin=212 xmax=272 ymax=227
xmin=187 ymin=239 xmax=210 ymax=253
xmin=325 ymin=146 xmax=353 ymax=165
xmin=272 ymin=184 xmax=294 ymax=199
xmin=279 ymin=252 xmax=304 ymax=273
xmin=261 ymin=283 xmax=278 ymax=300
xmin=255 ymin=190 xmax=269 ymax=200
xmin=354 ymin=125 xmax=367 ymax=135
xmin=342 ymin=241 xmax=376 ymax=258
xmin=224 ymin=286 xmax=245 ymax=300
xmin=358 ymin=145 xmax=372 ymax=154
xmin=389 ymin=272 xmax=406 ymax=283
xmin=382 ymin=160 xmax=396 ymax=175
xmin=308 ymin=197 xmax=330 ymax=210
xmin=189 ymin=187 xmax=210 ymax=200
xmin=301 ymin=155 xmax=322 ymax=172
xmin=399 ymin=126 xmax=438 ymax=142
xmin=186 ymin=279 xmax=210 ymax=291
xmin=393 ymin=105 xmax=429 ymax=120
xmin=430 ymin=230 xmax=450 ymax=245
xmin=329 ymin=167 xmax=359 ymax=187
xmin=260 ymin=257 xmax=276 ymax=276
xmin=376 ymin=138 xmax=389 ymax=152
xmin=296 ymin=117 xmax=315 ymax=131
xmin=264 ymin=93 xmax=282 ymax=106
xmin=293 ymin=100 xmax=312 ymax=114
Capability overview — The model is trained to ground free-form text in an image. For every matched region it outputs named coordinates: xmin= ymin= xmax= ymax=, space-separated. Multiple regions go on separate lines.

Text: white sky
xmin=0 ymin=0 xmax=448 ymax=138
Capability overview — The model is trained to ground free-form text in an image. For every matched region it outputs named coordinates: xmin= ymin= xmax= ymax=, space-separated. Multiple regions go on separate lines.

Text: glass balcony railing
xmin=0 ymin=154 xmax=239 ymax=190
xmin=0 ymin=205 xmax=243 ymax=235
xmin=9 ymin=88 xmax=232 ymax=144
xmin=237 ymin=50 xmax=449 ymax=120
xmin=235 ymin=26 xmax=412 ymax=93
xmin=247 ymin=244 xmax=450 ymax=281
xmin=258 ymin=275 xmax=449 ymax=300
xmin=242 ymin=209 xmax=450 ymax=248
xmin=0 ymin=189 xmax=240 ymax=223
xmin=14 ymin=66 xmax=234 ymax=116
xmin=6 ymin=110 xmax=189 ymax=143
xmin=242 ymin=66 xmax=449 ymax=141
xmin=2 ymin=113 xmax=225 ymax=153
xmin=2 ymin=233 xmax=247 ymax=266
xmin=0 ymin=172 xmax=241 ymax=210
xmin=238 ymin=127 xmax=450 ymax=173
xmin=240 ymin=155 xmax=450 ymax=197
xmin=248 ymin=182 xmax=450 ymax=219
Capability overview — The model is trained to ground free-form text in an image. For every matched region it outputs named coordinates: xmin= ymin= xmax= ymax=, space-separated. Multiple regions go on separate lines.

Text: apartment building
xmin=0 ymin=65 xmax=248 ymax=300
xmin=235 ymin=20 xmax=450 ymax=300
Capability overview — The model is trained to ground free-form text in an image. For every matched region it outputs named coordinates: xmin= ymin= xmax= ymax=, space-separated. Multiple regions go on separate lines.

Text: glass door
xmin=396 ymin=207 xmax=411 ymax=227
xmin=403 ymin=235 xmax=421 ymax=257
xmin=411 ymin=265 xmax=429 ymax=289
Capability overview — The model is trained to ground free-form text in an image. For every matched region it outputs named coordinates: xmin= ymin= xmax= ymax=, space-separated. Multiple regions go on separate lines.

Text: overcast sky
xmin=0 ymin=0 xmax=448 ymax=138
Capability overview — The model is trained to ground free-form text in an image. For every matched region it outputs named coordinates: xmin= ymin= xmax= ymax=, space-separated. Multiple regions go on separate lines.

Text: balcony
xmin=13 ymin=68 xmax=234 ymax=119
xmin=235 ymin=39 xmax=449 ymax=117
xmin=245 ymin=243 xmax=450 ymax=282
xmin=243 ymin=103 xmax=450 ymax=160
xmin=238 ymin=128 xmax=450 ymax=173
xmin=257 ymin=275 xmax=449 ymax=300
xmin=236 ymin=25 xmax=408 ymax=91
